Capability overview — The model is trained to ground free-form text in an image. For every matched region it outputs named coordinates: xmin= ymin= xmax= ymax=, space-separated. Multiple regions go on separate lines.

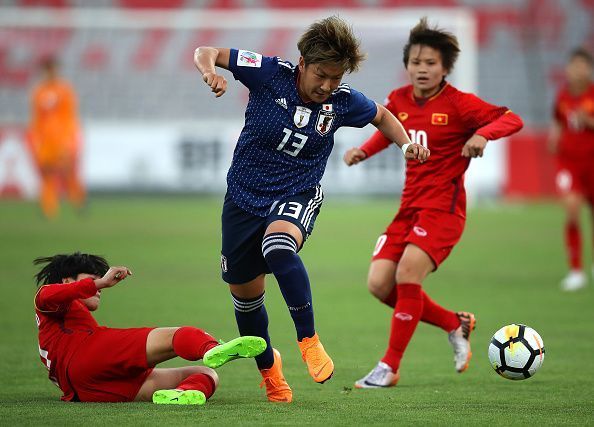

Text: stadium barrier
xmin=1 ymin=123 xmax=524 ymax=200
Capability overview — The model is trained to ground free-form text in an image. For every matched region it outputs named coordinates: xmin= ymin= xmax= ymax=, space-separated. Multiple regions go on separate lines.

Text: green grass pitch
xmin=1 ymin=197 xmax=593 ymax=425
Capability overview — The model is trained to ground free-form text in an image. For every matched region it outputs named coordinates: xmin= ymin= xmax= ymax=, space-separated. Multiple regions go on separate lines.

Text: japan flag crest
xmin=315 ymin=110 xmax=335 ymax=136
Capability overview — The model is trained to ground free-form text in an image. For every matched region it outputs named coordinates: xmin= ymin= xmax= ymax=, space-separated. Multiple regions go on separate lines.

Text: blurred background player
xmin=548 ymin=48 xmax=594 ymax=291
xmin=34 ymin=252 xmax=266 ymax=404
xmin=194 ymin=16 xmax=428 ymax=402
xmin=29 ymin=57 xmax=85 ymax=219
xmin=343 ymin=18 xmax=523 ymax=388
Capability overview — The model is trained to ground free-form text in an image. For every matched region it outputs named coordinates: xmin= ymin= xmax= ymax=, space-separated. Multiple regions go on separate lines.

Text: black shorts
xmin=221 ymin=186 xmax=324 ymax=284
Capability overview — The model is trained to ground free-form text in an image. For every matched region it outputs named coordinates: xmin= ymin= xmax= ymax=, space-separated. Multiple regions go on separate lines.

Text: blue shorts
xmin=221 ymin=186 xmax=324 ymax=284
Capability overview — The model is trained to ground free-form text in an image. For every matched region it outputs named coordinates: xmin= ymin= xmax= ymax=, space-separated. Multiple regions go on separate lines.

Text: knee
xmin=396 ymin=262 xmax=424 ymax=284
xmin=565 ymin=197 xmax=582 ymax=219
xmin=566 ymin=205 xmax=580 ymax=220
xmin=367 ymin=276 xmax=392 ymax=300
xmin=567 ymin=210 xmax=580 ymax=223
xmin=262 ymin=232 xmax=299 ymax=273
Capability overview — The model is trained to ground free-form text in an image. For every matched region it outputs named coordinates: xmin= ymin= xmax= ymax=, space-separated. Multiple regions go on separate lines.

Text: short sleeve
xmin=343 ymin=88 xmax=378 ymax=128
xmin=228 ymin=49 xmax=279 ymax=91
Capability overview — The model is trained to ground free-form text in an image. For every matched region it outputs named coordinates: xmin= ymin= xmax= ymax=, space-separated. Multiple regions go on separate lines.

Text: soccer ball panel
xmin=528 ymin=354 xmax=544 ymax=376
xmin=495 ymin=324 xmax=520 ymax=343
xmin=524 ymin=326 xmax=545 ymax=375
xmin=488 ymin=342 xmax=501 ymax=368
xmin=524 ymin=327 xmax=544 ymax=350
xmin=492 ymin=325 xmax=516 ymax=344
xmin=503 ymin=341 xmax=532 ymax=369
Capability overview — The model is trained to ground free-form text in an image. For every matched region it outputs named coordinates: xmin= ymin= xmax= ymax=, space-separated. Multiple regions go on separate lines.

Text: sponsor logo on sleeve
xmin=237 ymin=50 xmax=262 ymax=68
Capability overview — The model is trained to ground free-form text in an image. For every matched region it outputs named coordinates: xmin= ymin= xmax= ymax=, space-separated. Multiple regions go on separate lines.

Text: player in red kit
xmin=34 ymin=252 xmax=266 ymax=404
xmin=343 ymin=18 xmax=523 ymax=388
xmin=548 ymin=48 xmax=594 ymax=291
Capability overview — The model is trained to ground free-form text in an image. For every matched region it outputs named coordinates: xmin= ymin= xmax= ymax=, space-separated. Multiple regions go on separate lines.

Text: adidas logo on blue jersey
xmin=275 ymin=98 xmax=288 ymax=110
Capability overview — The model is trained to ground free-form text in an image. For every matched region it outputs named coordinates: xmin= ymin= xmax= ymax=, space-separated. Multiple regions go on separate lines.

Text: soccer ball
xmin=488 ymin=324 xmax=545 ymax=380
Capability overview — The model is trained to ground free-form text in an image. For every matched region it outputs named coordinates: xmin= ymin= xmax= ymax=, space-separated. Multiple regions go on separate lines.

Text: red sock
xmin=172 ymin=327 xmax=218 ymax=361
xmin=566 ymin=221 xmax=582 ymax=270
xmin=176 ymin=373 xmax=216 ymax=399
xmin=421 ymin=292 xmax=460 ymax=332
xmin=381 ymin=286 xmax=397 ymax=308
xmin=381 ymin=283 xmax=423 ymax=371
xmin=381 ymin=286 xmax=460 ymax=333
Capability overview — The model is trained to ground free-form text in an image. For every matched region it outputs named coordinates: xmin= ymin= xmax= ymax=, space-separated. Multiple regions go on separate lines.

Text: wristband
xmin=401 ymin=143 xmax=412 ymax=156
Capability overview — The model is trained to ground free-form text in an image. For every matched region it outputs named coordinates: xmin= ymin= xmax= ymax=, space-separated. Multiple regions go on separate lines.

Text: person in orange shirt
xmin=30 ymin=56 xmax=85 ymax=219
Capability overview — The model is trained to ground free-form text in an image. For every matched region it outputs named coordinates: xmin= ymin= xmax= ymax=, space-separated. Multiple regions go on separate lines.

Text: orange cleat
xmin=259 ymin=349 xmax=293 ymax=403
xmin=297 ymin=333 xmax=334 ymax=384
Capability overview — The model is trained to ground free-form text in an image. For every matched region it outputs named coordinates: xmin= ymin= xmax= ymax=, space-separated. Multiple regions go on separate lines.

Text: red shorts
xmin=372 ymin=207 xmax=465 ymax=269
xmin=67 ymin=327 xmax=155 ymax=402
xmin=556 ymin=157 xmax=594 ymax=204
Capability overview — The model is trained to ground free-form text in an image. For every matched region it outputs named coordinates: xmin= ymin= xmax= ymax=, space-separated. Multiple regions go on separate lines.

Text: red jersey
xmin=361 ymin=83 xmax=523 ymax=217
xmin=35 ymin=278 xmax=100 ymax=401
xmin=553 ymin=83 xmax=594 ymax=159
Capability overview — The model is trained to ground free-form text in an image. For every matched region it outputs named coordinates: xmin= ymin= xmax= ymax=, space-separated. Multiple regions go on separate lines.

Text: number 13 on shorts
xmin=268 ymin=186 xmax=324 ymax=237
xmin=276 ymin=201 xmax=302 ymax=219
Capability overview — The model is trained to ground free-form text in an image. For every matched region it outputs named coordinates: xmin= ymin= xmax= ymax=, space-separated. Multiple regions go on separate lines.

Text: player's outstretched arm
xmin=194 ymin=47 xmax=230 ymax=98
xmin=344 ymin=129 xmax=394 ymax=166
xmin=94 ymin=266 xmax=132 ymax=290
xmin=371 ymin=104 xmax=430 ymax=162
xmin=35 ymin=280 xmax=100 ymax=312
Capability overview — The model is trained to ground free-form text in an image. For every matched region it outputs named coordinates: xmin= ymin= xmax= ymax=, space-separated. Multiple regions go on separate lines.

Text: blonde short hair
xmin=297 ymin=16 xmax=366 ymax=73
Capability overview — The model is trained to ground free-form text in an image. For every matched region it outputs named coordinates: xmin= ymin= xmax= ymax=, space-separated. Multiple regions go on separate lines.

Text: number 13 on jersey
xmin=278 ymin=128 xmax=308 ymax=157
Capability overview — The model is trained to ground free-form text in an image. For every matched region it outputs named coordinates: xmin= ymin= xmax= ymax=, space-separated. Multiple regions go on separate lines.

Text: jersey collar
xmin=411 ymin=81 xmax=450 ymax=105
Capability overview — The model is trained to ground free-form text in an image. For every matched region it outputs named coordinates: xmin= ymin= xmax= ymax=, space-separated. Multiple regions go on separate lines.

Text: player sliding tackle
xmin=34 ymin=252 xmax=266 ymax=404
xmin=194 ymin=16 xmax=429 ymax=402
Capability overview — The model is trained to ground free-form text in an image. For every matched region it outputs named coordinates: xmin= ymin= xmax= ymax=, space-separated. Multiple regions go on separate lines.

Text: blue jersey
xmin=226 ymin=48 xmax=377 ymax=217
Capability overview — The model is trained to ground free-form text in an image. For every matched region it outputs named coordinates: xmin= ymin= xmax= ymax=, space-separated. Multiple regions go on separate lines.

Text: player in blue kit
xmin=194 ymin=16 xmax=429 ymax=403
